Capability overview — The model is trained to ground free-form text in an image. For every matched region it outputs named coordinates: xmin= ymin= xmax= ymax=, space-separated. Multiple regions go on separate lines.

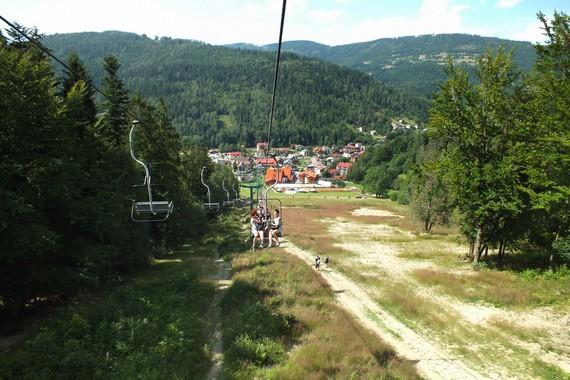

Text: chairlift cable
xmin=0 ymin=15 xmax=174 ymax=222
xmin=263 ymin=0 xmax=287 ymax=162
xmin=0 ymin=14 xmax=144 ymax=124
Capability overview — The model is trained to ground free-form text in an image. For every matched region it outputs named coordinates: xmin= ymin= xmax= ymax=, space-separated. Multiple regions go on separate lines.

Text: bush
xmin=331 ymin=179 xmax=346 ymax=187
xmin=553 ymin=237 xmax=570 ymax=262
xmin=231 ymin=334 xmax=284 ymax=366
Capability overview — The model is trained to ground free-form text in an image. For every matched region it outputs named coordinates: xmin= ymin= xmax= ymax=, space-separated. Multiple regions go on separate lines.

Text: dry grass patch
xmin=223 ymin=250 xmax=419 ymax=379
xmin=378 ymin=279 xmax=461 ymax=331
xmin=283 ymin=205 xmax=356 ymax=259
xmin=396 ymin=239 xmax=468 ymax=269
xmin=488 ymin=318 xmax=548 ymax=343
xmin=413 ymin=268 xmax=538 ymax=307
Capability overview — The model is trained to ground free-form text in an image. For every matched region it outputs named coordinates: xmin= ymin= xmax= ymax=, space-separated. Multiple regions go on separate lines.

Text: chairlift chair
xmin=129 ymin=120 xmax=174 ymax=222
xmin=200 ymin=166 xmax=220 ymax=212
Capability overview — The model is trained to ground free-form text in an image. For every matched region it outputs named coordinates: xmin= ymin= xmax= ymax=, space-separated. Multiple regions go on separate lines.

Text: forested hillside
xmin=0 ymin=28 xmax=239 ymax=318
xmin=43 ymin=31 xmax=428 ymax=148
xmin=348 ymin=13 xmax=570 ymax=267
xmin=227 ymin=34 xmax=536 ymax=97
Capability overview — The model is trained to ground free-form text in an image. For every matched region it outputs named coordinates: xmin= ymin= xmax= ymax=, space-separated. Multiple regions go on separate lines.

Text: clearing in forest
xmin=280 ymin=194 xmax=570 ymax=380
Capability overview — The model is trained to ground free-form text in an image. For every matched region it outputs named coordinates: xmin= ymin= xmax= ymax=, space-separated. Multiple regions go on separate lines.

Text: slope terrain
xmin=227 ymin=34 xmax=536 ymax=97
xmin=43 ymin=31 xmax=427 ymax=147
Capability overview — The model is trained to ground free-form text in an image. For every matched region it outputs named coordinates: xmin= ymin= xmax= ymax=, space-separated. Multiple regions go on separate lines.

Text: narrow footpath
xmin=205 ymin=254 xmax=232 ymax=380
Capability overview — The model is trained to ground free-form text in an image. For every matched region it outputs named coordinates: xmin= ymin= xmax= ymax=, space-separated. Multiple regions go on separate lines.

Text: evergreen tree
xmin=100 ymin=55 xmax=129 ymax=148
xmin=60 ymin=53 xmax=96 ymax=123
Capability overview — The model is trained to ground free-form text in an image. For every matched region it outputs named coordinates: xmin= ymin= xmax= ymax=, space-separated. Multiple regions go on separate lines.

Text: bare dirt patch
xmin=284 ymin=241 xmax=487 ymax=380
xmin=283 ymin=199 xmax=570 ymax=378
xmin=351 ymin=207 xmax=404 ymax=218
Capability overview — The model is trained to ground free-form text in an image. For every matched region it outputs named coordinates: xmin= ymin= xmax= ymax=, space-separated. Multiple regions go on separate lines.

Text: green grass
xmin=413 ymin=266 xmax=570 ymax=308
xmin=0 ymin=210 xmax=252 ymax=380
xmin=221 ymin=251 xmax=420 ymax=379
xmin=0 ymin=247 xmax=216 ymax=379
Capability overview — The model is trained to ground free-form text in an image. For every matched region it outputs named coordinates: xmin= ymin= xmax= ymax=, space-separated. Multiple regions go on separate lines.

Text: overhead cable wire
xmin=0 ymin=14 xmax=143 ymax=123
xmin=263 ymin=0 xmax=287 ymax=163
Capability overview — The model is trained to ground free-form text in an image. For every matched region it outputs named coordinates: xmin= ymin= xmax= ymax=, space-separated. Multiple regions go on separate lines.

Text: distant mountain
xmin=42 ymin=31 xmax=428 ymax=147
xmin=226 ymin=34 xmax=537 ymax=97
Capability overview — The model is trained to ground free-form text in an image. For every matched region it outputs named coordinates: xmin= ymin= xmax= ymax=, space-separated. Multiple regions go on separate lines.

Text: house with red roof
xmin=264 ymin=166 xmax=294 ymax=185
xmin=336 ymin=162 xmax=353 ymax=178
xmin=297 ymin=170 xmax=318 ymax=184
xmin=255 ymin=157 xmax=277 ymax=166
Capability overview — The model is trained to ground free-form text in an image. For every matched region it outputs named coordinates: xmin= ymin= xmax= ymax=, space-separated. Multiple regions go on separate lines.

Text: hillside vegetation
xmin=349 ymin=12 xmax=570 ymax=268
xmin=43 ymin=31 xmax=428 ymax=148
xmin=227 ymin=33 xmax=536 ymax=97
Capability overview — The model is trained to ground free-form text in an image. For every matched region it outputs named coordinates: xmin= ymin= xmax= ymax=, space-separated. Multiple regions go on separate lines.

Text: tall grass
xmin=413 ymin=267 xmax=570 ymax=308
xmin=221 ymin=251 xmax=419 ymax=379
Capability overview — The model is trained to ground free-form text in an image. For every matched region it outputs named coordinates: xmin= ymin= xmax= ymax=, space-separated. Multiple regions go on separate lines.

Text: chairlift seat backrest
xmin=203 ymin=202 xmax=220 ymax=210
xmin=134 ymin=201 xmax=173 ymax=214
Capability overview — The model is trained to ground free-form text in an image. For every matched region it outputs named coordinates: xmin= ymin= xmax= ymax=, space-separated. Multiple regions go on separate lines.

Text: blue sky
xmin=2 ymin=0 xmax=568 ymax=45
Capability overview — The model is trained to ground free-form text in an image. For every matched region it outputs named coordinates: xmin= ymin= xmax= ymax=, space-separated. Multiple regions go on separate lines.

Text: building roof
xmin=298 ymin=170 xmax=318 ymax=179
xmin=255 ymin=157 xmax=277 ymax=166
xmin=337 ymin=162 xmax=353 ymax=169
xmin=264 ymin=166 xmax=293 ymax=184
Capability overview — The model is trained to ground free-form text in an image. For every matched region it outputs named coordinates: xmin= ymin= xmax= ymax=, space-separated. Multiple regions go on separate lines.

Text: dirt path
xmin=205 ymin=256 xmax=232 ymax=380
xmin=283 ymin=240 xmax=488 ymax=380
xmin=324 ymin=215 xmax=570 ymax=376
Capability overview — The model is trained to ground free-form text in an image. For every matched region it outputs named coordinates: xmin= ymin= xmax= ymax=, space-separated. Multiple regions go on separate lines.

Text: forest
xmin=0 ymin=26 xmax=239 ymax=319
xmin=43 ymin=31 xmax=428 ymax=148
xmin=350 ymin=12 xmax=570 ymax=268
xmin=227 ymin=33 xmax=537 ymax=98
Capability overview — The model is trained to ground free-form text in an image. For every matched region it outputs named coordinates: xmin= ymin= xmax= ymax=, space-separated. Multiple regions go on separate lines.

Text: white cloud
xmin=0 ymin=0 xmax=538 ymax=47
xmin=338 ymin=0 xmax=473 ymax=44
xmin=418 ymin=0 xmax=471 ymax=34
xmin=511 ymin=20 xmax=544 ymax=43
xmin=495 ymin=0 xmax=523 ymax=9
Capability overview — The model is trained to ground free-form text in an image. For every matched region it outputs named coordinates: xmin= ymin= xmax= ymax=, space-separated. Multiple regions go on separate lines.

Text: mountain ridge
xmin=225 ymin=33 xmax=536 ymax=97
xmin=42 ymin=31 xmax=428 ymax=147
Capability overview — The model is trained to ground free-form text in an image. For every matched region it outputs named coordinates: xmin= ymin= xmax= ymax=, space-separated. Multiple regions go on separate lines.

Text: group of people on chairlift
xmin=250 ymin=205 xmax=281 ymax=251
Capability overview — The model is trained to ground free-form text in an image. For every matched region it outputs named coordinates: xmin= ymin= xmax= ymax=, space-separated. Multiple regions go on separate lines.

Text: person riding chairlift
xmin=269 ymin=209 xmax=281 ymax=247
xmin=250 ymin=209 xmax=265 ymax=251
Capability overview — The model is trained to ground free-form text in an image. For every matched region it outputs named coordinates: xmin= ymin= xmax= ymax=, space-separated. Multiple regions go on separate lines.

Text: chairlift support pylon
xmin=129 ymin=120 xmax=174 ymax=222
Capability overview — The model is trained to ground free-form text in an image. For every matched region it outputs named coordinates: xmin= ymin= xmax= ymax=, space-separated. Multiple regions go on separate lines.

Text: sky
xmin=1 ymin=0 xmax=569 ymax=46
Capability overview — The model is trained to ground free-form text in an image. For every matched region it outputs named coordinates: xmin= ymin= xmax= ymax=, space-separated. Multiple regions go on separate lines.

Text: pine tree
xmin=60 ymin=53 xmax=96 ymax=124
xmin=99 ymin=55 xmax=129 ymax=149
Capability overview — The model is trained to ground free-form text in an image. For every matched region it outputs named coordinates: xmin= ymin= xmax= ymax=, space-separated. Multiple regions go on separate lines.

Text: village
xmin=207 ymin=141 xmax=366 ymax=192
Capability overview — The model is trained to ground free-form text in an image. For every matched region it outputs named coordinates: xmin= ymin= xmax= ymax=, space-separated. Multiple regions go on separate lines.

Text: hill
xmin=226 ymin=34 xmax=536 ymax=97
xmin=42 ymin=31 xmax=428 ymax=147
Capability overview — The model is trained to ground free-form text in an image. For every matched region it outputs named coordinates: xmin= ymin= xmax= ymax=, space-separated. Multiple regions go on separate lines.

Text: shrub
xmin=231 ymin=334 xmax=284 ymax=366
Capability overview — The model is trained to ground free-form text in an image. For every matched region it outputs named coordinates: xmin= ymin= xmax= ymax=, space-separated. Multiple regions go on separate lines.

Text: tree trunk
xmin=549 ymin=254 xmax=556 ymax=272
xmin=473 ymin=225 xmax=483 ymax=266
xmin=498 ymin=240 xmax=505 ymax=269
xmin=424 ymin=198 xmax=432 ymax=232
xmin=481 ymin=244 xmax=488 ymax=258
